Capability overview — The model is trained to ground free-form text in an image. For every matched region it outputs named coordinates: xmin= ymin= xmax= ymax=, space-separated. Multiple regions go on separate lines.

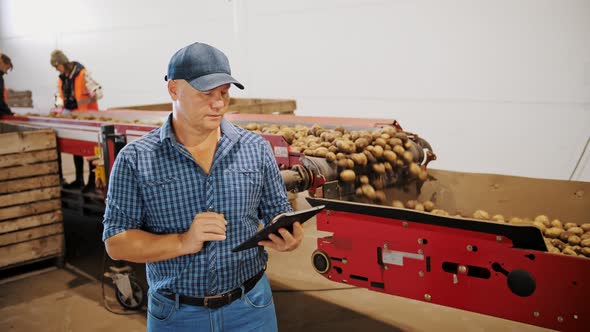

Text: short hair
xmin=0 ymin=53 xmax=13 ymax=71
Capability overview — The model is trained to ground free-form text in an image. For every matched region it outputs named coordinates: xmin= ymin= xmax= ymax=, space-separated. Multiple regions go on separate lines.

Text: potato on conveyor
xmin=340 ymin=170 xmax=356 ymax=182
xmin=534 ymin=215 xmax=551 ymax=227
xmin=422 ymin=200 xmax=435 ymax=212
xmin=544 ymin=227 xmax=564 ymax=238
xmin=391 ymin=200 xmax=405 ymax=208
xmin=568 ymin=227 xmax=584 ymax=236
xmin=472 ymin=210 xmax=490 ymax=220
xmin=491 ymin=214 xmax=505 ymax=223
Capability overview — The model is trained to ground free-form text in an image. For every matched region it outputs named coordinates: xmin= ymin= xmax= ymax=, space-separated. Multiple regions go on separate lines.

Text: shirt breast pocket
xmin=141 ymin=176 xmax=188 ymax=228
xmin=223 ymin=168 xmax=262 ymax=213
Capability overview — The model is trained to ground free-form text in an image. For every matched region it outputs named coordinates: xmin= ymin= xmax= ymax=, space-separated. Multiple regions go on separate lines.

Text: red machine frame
xmin=307 ymin=197 xmax=589 ymax=332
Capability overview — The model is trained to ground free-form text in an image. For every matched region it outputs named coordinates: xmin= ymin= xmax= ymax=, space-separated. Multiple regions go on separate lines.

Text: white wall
xmin=1 ymin=0 xmax=589 ymax=181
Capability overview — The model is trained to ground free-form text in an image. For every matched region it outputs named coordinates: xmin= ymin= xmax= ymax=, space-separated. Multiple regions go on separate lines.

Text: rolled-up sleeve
xmin=102 ymin=146 xmax=144 ymax=241
xmin=258 ymin=141 xmax=293 ymax=225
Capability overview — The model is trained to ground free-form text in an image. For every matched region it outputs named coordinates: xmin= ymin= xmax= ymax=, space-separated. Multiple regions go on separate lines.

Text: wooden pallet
xmin=6 ymin=89 xmax=34 ymax=108
xmin=109 ymin=97 xmax=297 ymax=114
xmin=0 ymin=122 xmax=63 ymax=270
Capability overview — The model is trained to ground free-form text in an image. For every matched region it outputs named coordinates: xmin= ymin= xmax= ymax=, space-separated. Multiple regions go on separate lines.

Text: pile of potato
xmin=386 ymin=199 xmax=590 ymax=259
xmin=468 ymin=211 xmax=590 ymax=258
xmin=243 ymin=122 xmax=433 ymax=203
xmin=22 ymin=112 xmax=164 ymax=126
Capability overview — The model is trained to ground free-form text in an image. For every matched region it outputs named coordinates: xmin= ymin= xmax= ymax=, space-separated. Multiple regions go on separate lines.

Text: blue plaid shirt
xmin=102 ymin=114 xmax=292 ymax=297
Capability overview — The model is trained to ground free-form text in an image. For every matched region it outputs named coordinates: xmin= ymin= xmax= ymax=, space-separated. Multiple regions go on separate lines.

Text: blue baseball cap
xmin=165 ymin=42 xmax=244 ymax=91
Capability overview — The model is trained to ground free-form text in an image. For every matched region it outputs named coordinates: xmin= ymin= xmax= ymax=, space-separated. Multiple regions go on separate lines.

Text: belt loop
xmin=239 ymin=285 xmax=246 ymax=300
xmin=175 ymin=294 xmax=180 ymax=309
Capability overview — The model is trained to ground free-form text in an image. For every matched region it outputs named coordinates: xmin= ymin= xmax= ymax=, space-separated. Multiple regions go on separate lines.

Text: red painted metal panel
xmin=58 ymin=138 xmax=97 ymax=156
xmin=315 ymin=210 xmax=590 ymax=332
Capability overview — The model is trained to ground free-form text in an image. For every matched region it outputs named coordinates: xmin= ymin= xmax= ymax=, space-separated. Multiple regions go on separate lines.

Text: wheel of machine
xmin=115 ymin=277 xmax=145 ymax=310
xmin=312 ymin=250 xmax=331 ymax=274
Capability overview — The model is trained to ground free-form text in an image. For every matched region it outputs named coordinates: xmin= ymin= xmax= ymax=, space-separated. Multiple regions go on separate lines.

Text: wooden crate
xmin=109 ymin=97 xmax=297 ymax=114
xmin=6 ymin=89 xmax=34 ymax=108
xmin=0 ymin=122 xmax=63 ymax=270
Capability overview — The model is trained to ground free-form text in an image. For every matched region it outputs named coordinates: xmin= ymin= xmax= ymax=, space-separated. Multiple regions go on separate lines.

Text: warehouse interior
xmin=1 ymin=1 xmax=589 ymax=331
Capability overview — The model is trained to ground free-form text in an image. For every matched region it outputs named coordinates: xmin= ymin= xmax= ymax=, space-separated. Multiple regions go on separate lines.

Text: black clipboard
xmin=231 ymin=205 xmax=326 ymax=252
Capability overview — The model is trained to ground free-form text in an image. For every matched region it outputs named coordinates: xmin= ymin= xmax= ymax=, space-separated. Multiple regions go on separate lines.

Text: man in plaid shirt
xmin=103 ymin=42 xmax=303 ymax=332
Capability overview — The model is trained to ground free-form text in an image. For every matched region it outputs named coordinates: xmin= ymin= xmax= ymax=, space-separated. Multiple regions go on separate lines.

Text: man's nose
xmin=210 ymin=95 xmax=225 ymax=110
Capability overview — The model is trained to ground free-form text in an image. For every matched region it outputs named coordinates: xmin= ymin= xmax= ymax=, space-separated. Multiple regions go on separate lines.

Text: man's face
xmin=169 ymin=80 xmax=230 ymax=132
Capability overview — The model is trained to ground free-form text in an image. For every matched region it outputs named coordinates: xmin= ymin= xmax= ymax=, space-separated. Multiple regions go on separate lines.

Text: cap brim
xmin=188 ymin=73 xmax=244 ymax=91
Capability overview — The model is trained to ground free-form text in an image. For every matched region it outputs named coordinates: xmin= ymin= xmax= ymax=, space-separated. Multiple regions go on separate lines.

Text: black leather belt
xmin=163 ymin=270 xmax=265 ymax=309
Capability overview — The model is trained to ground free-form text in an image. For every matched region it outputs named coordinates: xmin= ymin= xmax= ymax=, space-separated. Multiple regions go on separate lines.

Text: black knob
xmin=312 ymin=250 xmax=330 ymax=274
xmin=507 ymin=269 xmax=536 ymax=297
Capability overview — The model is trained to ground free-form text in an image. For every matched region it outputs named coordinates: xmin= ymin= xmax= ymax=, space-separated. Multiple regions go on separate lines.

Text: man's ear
xmin=168 ymin=80 xmax=178 ymax=100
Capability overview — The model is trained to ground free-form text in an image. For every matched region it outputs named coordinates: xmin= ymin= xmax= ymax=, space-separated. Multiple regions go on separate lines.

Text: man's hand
xmin=179 ymin=212 xmax=227 ymax=255
xmin=258 ymin=222 xmax=304 ymax=252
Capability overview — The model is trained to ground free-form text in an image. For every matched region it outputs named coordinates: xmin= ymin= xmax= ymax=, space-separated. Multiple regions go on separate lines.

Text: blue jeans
xmin=147 ymin=274 xmax=278 ymax=332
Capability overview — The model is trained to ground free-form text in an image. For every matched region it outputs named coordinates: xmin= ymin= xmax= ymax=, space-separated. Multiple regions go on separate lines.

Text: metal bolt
xmin=419 ymin=271 xmax=425 ymax=277
xmin=496 ymin=236 xmax=503 ymax=242
xmin=458 ymin=265 xmax=467 ymax=274
xmin=383 ymin=243 xmax=389 ymax=250
xmin=573 ymin=314 xmax=578 ymax=320
xmin=424 ymin=294 xmax=431 ymax=301
xmin=533 ymin=312 xmax=539 ymax=318
xmin=342 ymin=279 xmax=348 ymax=283
xmin=384 ymin=265 xmax=390 ymax=270
xmin=417 ymin=238 xmax=424 ymax=244
xmin=402 ymin=222 xmax=409 ymax=228
xmin=328 ymin=275 xmax=332 ymax=279
xmin=557 ymin=316 xmax=564 ymax=323
xmin=466 ymin=245 xmax=473 ymax=252
xmin=342 ymin=258 xmax=348 ymax=264
xmin=326 ymin=210 xmax=332 ymax=216
xmin=418 ymin=249 xmax=424 ymax=255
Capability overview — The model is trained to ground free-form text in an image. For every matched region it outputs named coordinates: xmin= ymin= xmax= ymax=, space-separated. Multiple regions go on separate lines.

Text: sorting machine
xmin=2 ymin=110 xmax=589 ymax=331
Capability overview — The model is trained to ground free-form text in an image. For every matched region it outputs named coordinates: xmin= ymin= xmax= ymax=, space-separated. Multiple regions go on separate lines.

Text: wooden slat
xmin=0 ymin=223 xmax=63 ymax=246
xmin=0 ymin=234 xmax=63 ymax=268
xmin=107 ymin=98 xmax=297 ymax=114
xmin=0 ymin=199 xmax=61 ymax=221
xmin=0 ymin=149 xmax=58 ymax=168
xmin=0 ymin=187 xmax=61 ymax=208
xmin=0 ymin=129 xmax=56 ymax=155
xmin=0 ymin=175 xmax=60 ymax=194
xmin=0 ymin=161 xmax=59 ymax=181
xmin=0 ymin=210 xmax=62 ymax=234
xmin=6 ymin=89 xmax=32 ymax=98
xmin=227 ymin=99 xmax=296 ymax=114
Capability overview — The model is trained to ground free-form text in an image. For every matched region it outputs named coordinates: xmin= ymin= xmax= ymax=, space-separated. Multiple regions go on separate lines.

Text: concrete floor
xmin=0 ymin=154 xmax=553 ymax=331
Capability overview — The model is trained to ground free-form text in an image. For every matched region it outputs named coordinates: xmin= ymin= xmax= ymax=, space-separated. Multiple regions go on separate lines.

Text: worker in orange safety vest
xmin=51 ymin=49 xmax=103 ymax=191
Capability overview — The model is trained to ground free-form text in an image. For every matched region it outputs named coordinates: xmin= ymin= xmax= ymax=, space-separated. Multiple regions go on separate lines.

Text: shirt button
xmin=208 ymin=206 xmax=214 ymax=212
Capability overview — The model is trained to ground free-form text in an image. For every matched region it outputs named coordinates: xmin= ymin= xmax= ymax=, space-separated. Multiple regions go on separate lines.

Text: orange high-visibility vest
xmin=57 ymin=68 xmax=99 ymax=111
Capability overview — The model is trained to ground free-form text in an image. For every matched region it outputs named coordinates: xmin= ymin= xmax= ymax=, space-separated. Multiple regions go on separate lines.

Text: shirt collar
xmin=220 ymin=118 xmax=240 ymax=143
xmin=159 ymin=113 xmax=176 ymax=144
xmin=160 ymin=113 xmax=240 ymax=144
